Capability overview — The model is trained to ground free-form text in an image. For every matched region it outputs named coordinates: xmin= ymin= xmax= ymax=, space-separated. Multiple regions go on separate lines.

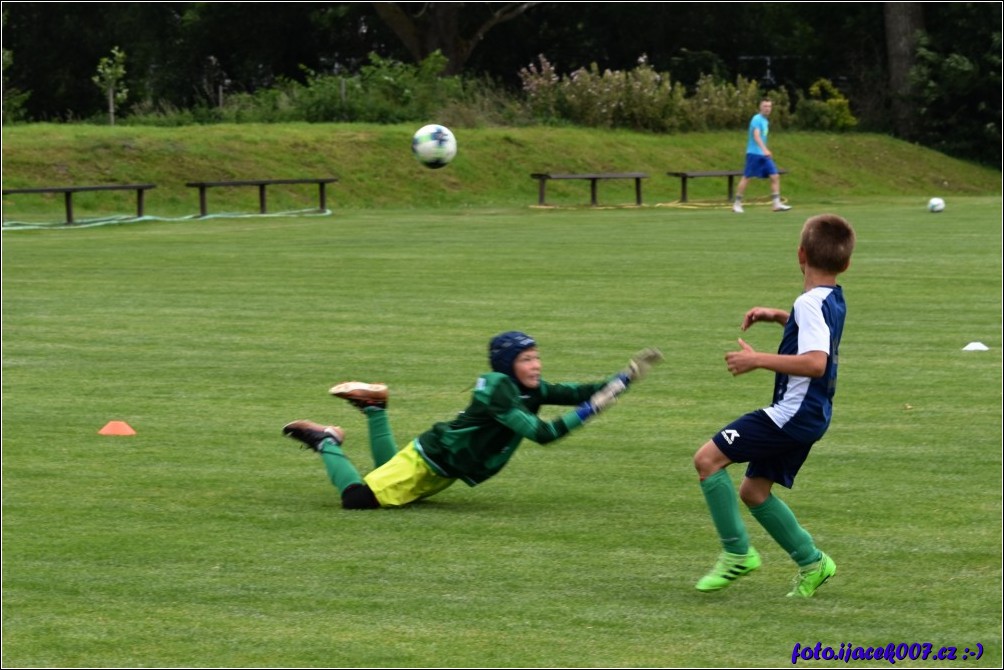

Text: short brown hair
xmin=800 ymin=214 xmax=856 ymax=273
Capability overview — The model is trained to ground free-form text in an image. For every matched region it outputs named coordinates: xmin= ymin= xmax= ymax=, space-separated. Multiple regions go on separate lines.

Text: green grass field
xmin=2 ymin=196 xmax=1001 ymax=667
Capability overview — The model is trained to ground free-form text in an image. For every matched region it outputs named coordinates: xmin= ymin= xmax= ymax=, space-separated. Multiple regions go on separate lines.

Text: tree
xmin=907 ymin=2 xmax=1002 ymax=164
xmin=371 ymin=2 xmax=539 ymax=75
xmin=92 ymin=46 xmax=128 ymax=125
xmin=2 ymin=10 xmax=31 ymax=124
xmin=884 ymin=1 xmax=925 ymax=138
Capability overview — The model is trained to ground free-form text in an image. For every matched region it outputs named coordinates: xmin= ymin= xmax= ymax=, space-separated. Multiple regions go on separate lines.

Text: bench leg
xmin=537 ymin=179 xmax=547 ymax=206
xmin=634 ymin=178 xmax=643 ymax=206
xmin=136 ymin=189 xmax=146 ymax=218
xmin=727 ymin=176 xmax=735 ymax=201
xmin=259 ymin=184 xmax=268 ymax=214
xmin=198 ymin=187 xmax=208 ymax=217
xmin=318 ymin=183 xmax=327 ymax=211
xmin=589 ymin=179 xmax=598 ymax=206
xmin=64 ymin=191 xmax=74 ymax=225
xmin=680 ymin=177 xmax=689 ymax=203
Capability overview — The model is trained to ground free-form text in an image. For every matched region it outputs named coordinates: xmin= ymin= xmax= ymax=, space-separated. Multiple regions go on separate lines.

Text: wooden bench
xmin=530 ymin=172 xmax=648 ymax=207
xmin=1 ymin=183 xmax=156 ymax=224
xmin=184 ymin=178 xmax=338 ymax=217
xmin=666 ymin=169 xmax=788 ymax=203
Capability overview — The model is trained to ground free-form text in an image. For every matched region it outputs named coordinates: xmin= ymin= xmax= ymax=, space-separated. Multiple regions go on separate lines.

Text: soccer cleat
xmin=773 ymin=202 xmax=792 ymax=211
xmin=787 ymin=552 xmax=836 ymax=598
xmin=732 ymin=201 xmax=744 ymax=213
xmin=329 ymin=381 xmax=389 ymax=412
xmin=282 ymin=420 xmax=345 ymax=452
xmin=695 ymin=547 xmax=762 ymax=591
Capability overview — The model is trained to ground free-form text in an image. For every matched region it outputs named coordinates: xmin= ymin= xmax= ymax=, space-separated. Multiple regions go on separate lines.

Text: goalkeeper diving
xmin=282 ymin=331 xmax=663 ymax=509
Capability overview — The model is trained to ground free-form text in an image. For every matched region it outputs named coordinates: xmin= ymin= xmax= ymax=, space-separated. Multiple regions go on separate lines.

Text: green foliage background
xmin=4 ymin=2 xmax=1000 ymax=165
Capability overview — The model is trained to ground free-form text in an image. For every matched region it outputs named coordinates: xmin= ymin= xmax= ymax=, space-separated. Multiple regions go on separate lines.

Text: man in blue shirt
xmin=691 ymin=213 xmax=855 ymax=598
xmin=734 ymin=98 xmax=792 ymax=213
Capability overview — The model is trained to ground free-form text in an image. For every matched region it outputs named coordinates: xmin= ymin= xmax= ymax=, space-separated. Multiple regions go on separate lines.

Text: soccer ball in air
xmin=412 ymin=124 xmax=457 ymax=169
xmin=927 ymin=197 xmax=946 ymax=213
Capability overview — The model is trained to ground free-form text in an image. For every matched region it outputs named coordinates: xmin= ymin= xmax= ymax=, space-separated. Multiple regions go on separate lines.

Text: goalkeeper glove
xmin=617 ymin=347 xmax=664 ymax=386
xmin=575 ymin=378 xmax=627 ymax=421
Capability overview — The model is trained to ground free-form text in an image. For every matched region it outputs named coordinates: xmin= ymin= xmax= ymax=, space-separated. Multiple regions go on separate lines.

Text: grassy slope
xmin=2 ymin=123 xmax=1000 ymax=219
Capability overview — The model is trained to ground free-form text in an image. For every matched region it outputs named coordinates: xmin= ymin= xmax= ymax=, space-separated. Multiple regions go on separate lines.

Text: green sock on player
xmin=364 ymin=406 xmax=399 ymax=467
xmin=700 ymin=469 xmax=750 ymax=555
xmin=318 ymin=438 xmax=364 ymax=493
xmin=749 ymin=494 xmax=822 ymax=566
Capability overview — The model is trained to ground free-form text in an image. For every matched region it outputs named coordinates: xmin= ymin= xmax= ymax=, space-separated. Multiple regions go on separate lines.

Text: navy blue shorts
xmin=743 ymin=153 xmax=780 ymax=179
xmin=711 ymin=410 xmax=813 ymax=488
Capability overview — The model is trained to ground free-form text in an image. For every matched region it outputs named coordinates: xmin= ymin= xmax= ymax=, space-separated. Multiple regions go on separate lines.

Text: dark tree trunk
xmin=884 ymin=2 xmax=925 ymax=137
xmin=372 ymin=2 xmax=538 ymax=75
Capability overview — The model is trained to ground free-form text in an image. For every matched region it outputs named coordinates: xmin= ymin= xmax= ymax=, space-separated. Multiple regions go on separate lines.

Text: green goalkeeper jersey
xmin=413 ymin=372 xmax=610 ymax=486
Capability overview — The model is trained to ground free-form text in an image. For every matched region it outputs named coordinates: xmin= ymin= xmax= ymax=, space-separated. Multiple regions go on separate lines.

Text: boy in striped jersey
xmin=692 ymin=213 xmax=855 ymax=597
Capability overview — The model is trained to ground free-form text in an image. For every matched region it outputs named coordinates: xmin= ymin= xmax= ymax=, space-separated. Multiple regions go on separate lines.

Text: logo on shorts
xmin=721 ymin=429 xmax=740 ymax=445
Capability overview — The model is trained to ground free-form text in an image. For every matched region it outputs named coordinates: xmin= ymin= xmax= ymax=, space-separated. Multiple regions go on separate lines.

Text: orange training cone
xmin=99 ymin=421 xmax=136 ymax=436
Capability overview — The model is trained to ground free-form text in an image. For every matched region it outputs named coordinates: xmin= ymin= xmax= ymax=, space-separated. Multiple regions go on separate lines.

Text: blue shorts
xmin=743 ymin=153 xmax=780 ymax=179
xmin=711 ymin=410 xmax=813 ymax=488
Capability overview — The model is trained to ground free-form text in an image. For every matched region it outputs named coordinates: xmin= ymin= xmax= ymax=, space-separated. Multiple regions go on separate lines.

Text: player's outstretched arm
xmin=575 ymin=377 xmax=627 ymax=421
xmin=740 ymin=308 xmax=789 ymax=331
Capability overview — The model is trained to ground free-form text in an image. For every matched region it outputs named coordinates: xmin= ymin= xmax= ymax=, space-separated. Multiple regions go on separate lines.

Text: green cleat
xmin=787 ymin=552 xmax=836 ymax=598
xmin=695 ymin=547 xmax=762 ymax=592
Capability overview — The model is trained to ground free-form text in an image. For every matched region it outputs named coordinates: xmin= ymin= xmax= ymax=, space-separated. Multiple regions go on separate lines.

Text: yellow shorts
xmin=363 ymin=441 xmax=456 ymax=507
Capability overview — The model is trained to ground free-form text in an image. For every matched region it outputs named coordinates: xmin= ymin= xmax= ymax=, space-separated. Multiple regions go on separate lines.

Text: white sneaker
xmin=773 ymin=203 xmax=791 ymax=211
xmin=732 ymin=202 xmax=744 ymax=213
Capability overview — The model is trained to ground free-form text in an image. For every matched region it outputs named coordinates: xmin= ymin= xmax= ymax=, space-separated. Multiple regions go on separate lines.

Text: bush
xmin=791 ymin=78 xmax=858 ymax=131
xmin=2 ymin=86 xmax=30 ymax=124
xmin=120 ymin=52 xmax=467 ymax=126
xmin=520 ymin=55 xmax=791 ymax=132
xmin=521 ymin=54 xmax=691 ymax=131
xmin=2 ymin=23 xmax=30 ymax=125
xmin=293 ymin=51 xmax=463 ymax=123
xmin=117 ymin=52 xmax=846 ymax=134
xmin=438 ymin=76 xmax=537 ymax=128
xmin=680 ymin=74 xmax=763 ymax=130
xmin=517 ymin=54 xmax=562 ymax=123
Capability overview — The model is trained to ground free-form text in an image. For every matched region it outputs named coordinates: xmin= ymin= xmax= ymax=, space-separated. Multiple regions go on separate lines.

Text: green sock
xmin=700 ymin=470 xmax=749 ymax=554
xmin=364 ymin=407 xmax=399 ymax=467
xmin=318 ymin=438 xmax=363 ymax=493
xmin=749 ymin=494 xmax=822 ymax=566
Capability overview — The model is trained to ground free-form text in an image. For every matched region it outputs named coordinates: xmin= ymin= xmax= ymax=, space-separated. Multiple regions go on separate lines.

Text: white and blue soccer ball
xmin=412 ymin=124 xmax=457 ymax=169
xmin=927 ymin=197 xmax=946 ymax=213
